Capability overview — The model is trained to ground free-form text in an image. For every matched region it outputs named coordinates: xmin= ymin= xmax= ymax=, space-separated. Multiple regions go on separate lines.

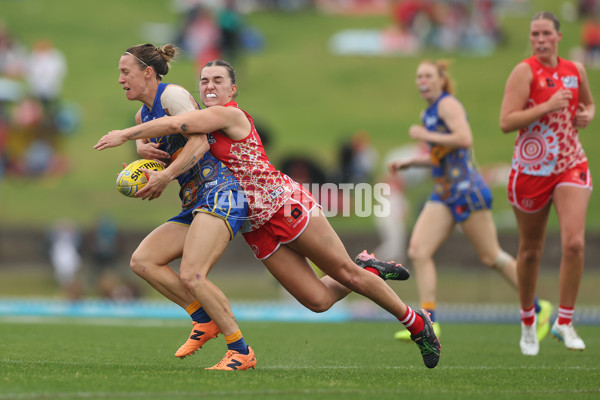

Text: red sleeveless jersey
xmin=207 ymin=101 xmax=296 ymax=232
xmin=511 ymin=56 xmax=586 ymax=176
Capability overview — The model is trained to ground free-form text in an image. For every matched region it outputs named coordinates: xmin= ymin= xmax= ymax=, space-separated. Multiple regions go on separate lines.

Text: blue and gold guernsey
xmin=423 ymin=92 xmax=492 ymax=222
xmin=140 ymin=83 xmax=247 ymax=237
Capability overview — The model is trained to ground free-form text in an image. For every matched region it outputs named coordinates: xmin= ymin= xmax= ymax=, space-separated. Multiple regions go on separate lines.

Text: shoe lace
xmin=213 ymin=350 xmax=237 ymax=367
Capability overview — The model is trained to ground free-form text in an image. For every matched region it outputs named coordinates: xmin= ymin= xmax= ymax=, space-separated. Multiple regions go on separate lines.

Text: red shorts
xmin=242 ymin=185 xmax=321 ymax=260
xmin=508 ymin=161 xmax=592 ymax=212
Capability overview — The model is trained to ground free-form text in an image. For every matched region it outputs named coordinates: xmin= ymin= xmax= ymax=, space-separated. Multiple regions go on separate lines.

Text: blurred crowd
xmin=578 ymin=0 xmax=600 ymax=68
xmin=387 ymin=0 xmax=503 ymax=54
xmin=172 ymin=0 xmax=264 ymax=73
xmin=0 ymin=21 xmax=78 ymax=180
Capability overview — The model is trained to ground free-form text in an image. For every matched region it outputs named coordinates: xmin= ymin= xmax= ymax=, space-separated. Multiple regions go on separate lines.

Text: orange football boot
xmin=205 ymin=346 xmax=256 ymax=371
xmin=174 ymin=320 xmax=221 ymax=359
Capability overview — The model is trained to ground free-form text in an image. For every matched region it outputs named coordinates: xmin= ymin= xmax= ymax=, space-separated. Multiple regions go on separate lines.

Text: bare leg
xmin=461 ymin=210 xmax=518 ymax=290
xmin=130 ymin=223 xmax=195 ymax=308
xmin=178 ymin=213 xmax=239 ymax=336
xmin=512 ymin=203 xmax=551 ymax=310
xmin=279 ymin=209 xmax=408 ymax=318
xmin=407 ymin=202 xmax=455 ymax=306
xmin=552 ymin=186 xmax=591 ymax=308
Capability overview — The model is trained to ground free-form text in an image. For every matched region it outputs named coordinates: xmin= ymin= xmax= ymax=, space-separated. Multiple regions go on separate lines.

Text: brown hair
xmin=203 ymin=59 xmax=238 ymax=98
xmin=531 ymin=11 xmax=560 ymax=32
xmin=420 ymin=59 xmax=455 ymax=95
xmin=124 ymin=43 xmax=179 ymax=80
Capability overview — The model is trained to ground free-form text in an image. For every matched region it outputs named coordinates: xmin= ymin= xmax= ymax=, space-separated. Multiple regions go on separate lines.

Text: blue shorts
xmin=169 ymin=181 xmax=248 ymax=239
xmin=429 ymin=184 xmax=492 ymax=223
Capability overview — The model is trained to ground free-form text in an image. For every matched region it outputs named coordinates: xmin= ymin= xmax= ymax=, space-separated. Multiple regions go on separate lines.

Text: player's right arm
xmin=499 ymin=62 xmax=571 ymax=133
xmin=388 ymin=153 xmax=433 ymax=172
xmin=134 ymin=108 xmax=170 ymax=162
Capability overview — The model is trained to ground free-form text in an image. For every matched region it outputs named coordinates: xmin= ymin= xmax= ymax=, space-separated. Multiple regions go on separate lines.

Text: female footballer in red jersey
xmin=499 ymin=11 xmax=595 ymax=355
xmin=96 ymin=60 xmax=442 ymax=369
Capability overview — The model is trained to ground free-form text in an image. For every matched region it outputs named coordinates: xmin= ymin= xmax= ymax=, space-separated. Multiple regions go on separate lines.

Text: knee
xmin=179 ymin=268 xmax=208 ymax=293
xmin=302 ymin=296 xmax=334 ymax=313
xmin=407 ymin=243 xmax=429 ymax=265
xmin=519 ymin=246 xmax=543 ymax=265
xmin=129 ymin=250 xmax=147 ymax=277
xmin=562 ymin=236 xmax=585 ymax=259
xmin=482 ymin=249 xmax=513 ymax=270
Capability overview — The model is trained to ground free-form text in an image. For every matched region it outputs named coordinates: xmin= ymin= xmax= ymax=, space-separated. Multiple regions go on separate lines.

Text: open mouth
xmin=206 ymin=93 xmax=217 ymax=98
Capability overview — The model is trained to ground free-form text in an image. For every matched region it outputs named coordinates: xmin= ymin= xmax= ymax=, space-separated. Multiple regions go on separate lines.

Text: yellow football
xmin=116 ymin=159 xmax=165 ymax=197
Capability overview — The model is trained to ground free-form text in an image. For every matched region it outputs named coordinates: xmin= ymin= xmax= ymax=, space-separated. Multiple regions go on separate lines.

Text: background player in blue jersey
xmin=389 ymin=60 xmax=551 ymax=342
xmin=114 ymin=43 xmax=253 ymax=370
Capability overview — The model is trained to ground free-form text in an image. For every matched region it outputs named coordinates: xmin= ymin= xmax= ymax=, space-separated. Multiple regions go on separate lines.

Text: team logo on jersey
xmin=546 ymin=78 xmax=555 ymax=88
xmin=424 ymin=115 xmax=437 ymax=127
xmin=269 ymin=186 xmax=285 ymax=200
xmin=561 ymin=76 xmax=578 ymax=89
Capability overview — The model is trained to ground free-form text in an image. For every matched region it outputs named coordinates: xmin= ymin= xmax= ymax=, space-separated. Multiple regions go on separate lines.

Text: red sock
xmin=365 ymin=267 xmax=379 ymax=276
xmin=520 ymin=306 xmax=536 ymax=326
xmin=399 ymin=306 xmax=425 ymax=335
xmin=557 ymin=305 xmax=574 ymax=325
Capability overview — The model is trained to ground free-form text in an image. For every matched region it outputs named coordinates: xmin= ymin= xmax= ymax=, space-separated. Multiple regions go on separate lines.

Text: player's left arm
xmin=573 ymin=61 xmax=595 ymax=129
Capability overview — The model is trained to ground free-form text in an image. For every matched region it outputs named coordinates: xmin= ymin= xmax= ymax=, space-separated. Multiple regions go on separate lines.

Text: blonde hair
xmin=420 ymin=59 xmax=455 ymax=95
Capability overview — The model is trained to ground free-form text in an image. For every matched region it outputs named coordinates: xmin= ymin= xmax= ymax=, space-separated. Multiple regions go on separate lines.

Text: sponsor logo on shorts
xmin=521 ymin=198 xmax=535 ymax=210
xmin=284 ymin=207 xmax=304 ymax=228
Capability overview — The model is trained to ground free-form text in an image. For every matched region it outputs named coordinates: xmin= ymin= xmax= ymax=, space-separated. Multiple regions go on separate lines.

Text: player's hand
xmin=544 ymin=89 xmax=572 ymax=114
xmin=408 ymin=125 xmax=428 ymax=141
xmin=94 ymin=130 xmax=128 ymax=150
xmin=135 ymin=168 xmax=170 ymax=200
xmin=574 ymin=102 xmax=592 ymax=129
xmin=137 ymin=142 xmax=169 ymax=165
xmin=388 ymin=159 xmax=410 ymax=172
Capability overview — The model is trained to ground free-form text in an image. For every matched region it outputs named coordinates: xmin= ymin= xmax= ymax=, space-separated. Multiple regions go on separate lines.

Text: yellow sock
xmin=225 ymin=330 xmax=243 ymax=344
xmin=185 ymin=300 xmax=202 ymax=316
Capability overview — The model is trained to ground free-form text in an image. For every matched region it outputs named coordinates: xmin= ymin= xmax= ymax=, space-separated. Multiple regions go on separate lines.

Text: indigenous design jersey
xmin=207 ymin=101 xmax=296 ymax=233
xmin=141 ymin=83 xmax=238 ymax=210
xmin=423 ymin=92 xmax=488 ymax=203
xmin=512 ymin=56 xmax=587 ymax=176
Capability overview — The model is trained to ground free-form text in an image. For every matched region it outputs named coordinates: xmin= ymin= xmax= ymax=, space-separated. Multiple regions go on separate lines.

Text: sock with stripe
xmin=520 ymin=305 xmax=536 ymax=326
xmin=225 ymin=330 xmax=249 ymax=355
xmin=399 ymin=305 xmax=425 ymax=335
xmin=557 ymin=305 xmax=574 ymax=325
xmin=186 ymin=300 xmax=212 ymax=323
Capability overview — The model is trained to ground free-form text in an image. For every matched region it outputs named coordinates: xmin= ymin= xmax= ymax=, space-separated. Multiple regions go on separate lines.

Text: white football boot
xmin=520 ymin=320 xmax=539 ymax=356
xmin=551 ymin=320 xmax=585 ymax=351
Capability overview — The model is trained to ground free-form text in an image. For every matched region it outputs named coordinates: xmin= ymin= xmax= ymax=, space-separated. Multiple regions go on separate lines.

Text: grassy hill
xmin=1 ymin=0 xmax=599 ymax=232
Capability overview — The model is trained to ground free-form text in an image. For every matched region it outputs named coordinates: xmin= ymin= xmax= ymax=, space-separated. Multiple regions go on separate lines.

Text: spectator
xmin=25 ymin=39 xmax=67 ymax=126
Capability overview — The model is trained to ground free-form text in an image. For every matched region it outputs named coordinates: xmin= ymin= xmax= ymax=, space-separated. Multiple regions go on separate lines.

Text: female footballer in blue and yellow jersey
xmin=389 ymin=60 xmax=550 ymax=342
xmin=114 ymin=43 xmax=252 ymax=368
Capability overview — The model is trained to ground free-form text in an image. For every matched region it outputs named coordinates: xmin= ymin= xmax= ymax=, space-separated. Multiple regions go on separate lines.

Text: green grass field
xmin=1 ymin=318 xmax=598 ymax=400
xmin=1 ymin=0 xmax=599 ymax=232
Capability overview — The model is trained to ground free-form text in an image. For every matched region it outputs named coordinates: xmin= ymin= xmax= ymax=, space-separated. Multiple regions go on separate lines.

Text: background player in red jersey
xmin=500 ymin=11 xmax=595 ymax=355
